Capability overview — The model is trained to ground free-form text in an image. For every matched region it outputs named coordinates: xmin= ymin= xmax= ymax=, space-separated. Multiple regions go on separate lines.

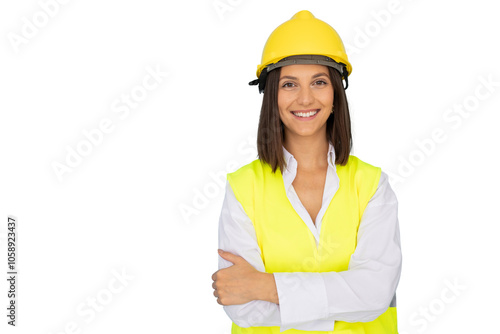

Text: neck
xmin=283 ymin=132 xmax=329 ymax=171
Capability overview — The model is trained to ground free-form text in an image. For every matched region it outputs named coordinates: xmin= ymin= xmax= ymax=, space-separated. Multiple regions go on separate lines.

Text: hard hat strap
xmin=342 ymin=65 xmax=349 ymax=90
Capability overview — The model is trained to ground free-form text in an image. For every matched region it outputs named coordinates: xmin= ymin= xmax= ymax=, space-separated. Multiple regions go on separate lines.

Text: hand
xmin=212 ymin=249 xmax=262 ymax=306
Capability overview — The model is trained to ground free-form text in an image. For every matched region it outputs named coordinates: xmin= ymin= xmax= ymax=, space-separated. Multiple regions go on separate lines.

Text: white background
xmin=1 ymin=0 xmax=499 ymax=333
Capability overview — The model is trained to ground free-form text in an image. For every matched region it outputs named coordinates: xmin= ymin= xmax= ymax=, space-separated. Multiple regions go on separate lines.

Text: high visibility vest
xmin=226 ymin=155 xmax=398 ymax=333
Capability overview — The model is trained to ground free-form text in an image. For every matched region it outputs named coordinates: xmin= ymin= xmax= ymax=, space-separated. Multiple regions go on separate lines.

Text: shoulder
xmin=342 ymin=155 xmax=382 ymax=179
xmin=227 ymin=158 xmax=265 ymax=181
xmin=342 ymin=155 xmax=382 ymax=198
xmin=226 ymin=159 xmax=269 ymax=217
xmin=226 ymin=158 xmax=268 ymax=194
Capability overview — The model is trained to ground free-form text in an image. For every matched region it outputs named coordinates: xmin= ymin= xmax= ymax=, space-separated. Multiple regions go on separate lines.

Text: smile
xmin=291 ymin=109 xmax=320 ymax=119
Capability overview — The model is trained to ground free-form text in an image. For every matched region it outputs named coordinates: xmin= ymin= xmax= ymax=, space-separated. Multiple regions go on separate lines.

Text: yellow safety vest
xmin=226 ymin=155 xmax=398 ymax=333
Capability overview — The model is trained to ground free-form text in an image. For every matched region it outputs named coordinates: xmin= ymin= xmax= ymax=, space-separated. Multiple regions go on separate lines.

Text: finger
xmin=212 ymin=281 xmax=216 ymax=289
xmin=213 ymin=290 xmax=218 ymax=297
xmin=218 ymin=250 xmax=241 ymax=263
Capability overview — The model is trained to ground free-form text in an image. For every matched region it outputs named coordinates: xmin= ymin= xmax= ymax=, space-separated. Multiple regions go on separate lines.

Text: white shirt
xmin=218 ymin=142 xmax=402 ymax=332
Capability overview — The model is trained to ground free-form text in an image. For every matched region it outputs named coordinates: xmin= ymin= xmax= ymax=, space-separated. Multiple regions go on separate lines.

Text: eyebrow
xmin=279 ymin=72 xmax=330 ymax=81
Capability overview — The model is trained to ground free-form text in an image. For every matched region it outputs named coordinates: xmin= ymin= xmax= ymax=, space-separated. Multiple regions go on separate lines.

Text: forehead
xmin=279 ymin=64 xmax=330 ymax=78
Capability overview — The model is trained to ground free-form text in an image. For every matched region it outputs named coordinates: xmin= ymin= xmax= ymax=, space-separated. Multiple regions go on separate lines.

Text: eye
xmin=314 ymin=80 xmax=328 ymax=86
xmin=281 ymin=82 xmax=295 ymax=88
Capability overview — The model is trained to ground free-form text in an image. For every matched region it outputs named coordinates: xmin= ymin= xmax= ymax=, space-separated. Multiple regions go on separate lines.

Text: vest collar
xmin=282 ymin=141 xmax=336 ymax=193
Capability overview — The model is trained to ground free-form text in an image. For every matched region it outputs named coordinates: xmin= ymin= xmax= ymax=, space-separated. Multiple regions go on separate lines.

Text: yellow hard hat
xmin=249 ymin=10 xmax=351 ymax=93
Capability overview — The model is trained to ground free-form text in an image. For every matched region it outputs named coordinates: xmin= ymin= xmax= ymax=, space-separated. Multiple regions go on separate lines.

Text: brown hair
xmin=256 ymin=65 xmax=352 ymax=174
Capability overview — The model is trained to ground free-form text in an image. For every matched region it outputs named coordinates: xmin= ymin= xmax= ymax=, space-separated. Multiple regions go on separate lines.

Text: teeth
xmin=293 ymin=110 xmax=318 ymax=117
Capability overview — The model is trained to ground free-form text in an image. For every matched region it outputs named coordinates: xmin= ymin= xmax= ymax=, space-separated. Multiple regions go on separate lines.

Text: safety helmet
xmin=249 ymin=10 xmax=351 ymax=93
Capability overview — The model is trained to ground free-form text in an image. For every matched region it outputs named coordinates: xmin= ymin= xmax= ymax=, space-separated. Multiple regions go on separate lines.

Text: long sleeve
xmin=273 ymin=171 xmax=402 ymax=331
xmin=218 ymin=180 xmax=336 ymax=330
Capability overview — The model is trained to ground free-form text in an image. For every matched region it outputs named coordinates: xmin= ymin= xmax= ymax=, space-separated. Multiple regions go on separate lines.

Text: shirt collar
xmin=281 ymin=141 xmax=336 ymax=192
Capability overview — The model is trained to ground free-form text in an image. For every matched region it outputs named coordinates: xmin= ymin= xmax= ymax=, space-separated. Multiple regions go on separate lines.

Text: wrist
xmin=255 ymin=272 xmax=279 ymax=304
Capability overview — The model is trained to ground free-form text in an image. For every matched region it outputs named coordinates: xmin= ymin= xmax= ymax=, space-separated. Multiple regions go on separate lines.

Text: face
xmin=277 ymin=64 xmax=334 ymax=140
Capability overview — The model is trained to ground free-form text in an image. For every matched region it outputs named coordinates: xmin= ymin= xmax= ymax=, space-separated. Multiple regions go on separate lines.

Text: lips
xmin=291 ymin=109 xmax=320 ymax=117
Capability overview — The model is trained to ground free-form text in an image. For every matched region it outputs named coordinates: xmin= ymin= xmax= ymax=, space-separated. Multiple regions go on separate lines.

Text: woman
xmin=211 ymin=10 xmax=402 ymax=333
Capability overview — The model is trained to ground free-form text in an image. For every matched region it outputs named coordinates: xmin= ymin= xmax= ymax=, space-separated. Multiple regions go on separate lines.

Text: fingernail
xmin=218 ymin=249 xmax=223 ymax=254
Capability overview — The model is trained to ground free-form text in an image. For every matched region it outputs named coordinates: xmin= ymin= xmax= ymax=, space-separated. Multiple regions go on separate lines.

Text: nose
xmin=296 ymin=85 xmax=314 ymax=106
